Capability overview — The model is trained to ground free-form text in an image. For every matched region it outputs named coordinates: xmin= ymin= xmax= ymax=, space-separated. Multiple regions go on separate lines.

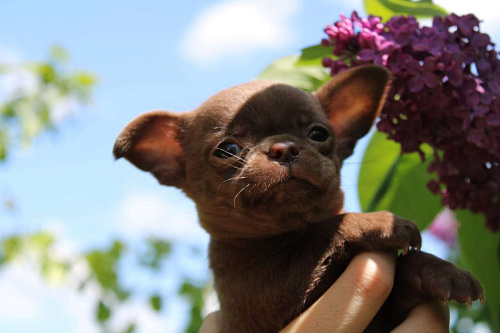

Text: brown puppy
xmin=114 ymin=65 xmax=483 ymax=332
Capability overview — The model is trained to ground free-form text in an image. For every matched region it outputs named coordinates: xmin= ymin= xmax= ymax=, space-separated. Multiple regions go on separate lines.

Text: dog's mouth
xmin=230 ymin=162 xmax=329 ymax=211
xmin=289 ymin=165 xmax=321 ymax=187
xmin=249 ymin=162 xmax=322 ymax=190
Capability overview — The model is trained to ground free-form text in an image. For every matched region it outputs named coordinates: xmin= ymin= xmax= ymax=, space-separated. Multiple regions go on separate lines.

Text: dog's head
xmin=114 ymin=66 xmax=391 ymax=238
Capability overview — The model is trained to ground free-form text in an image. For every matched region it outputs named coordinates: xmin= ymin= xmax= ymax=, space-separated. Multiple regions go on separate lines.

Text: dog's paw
xmin=341 ymin=211 xmax=421 ymax=254
xmin=388 ymin=214 xmax=422 ymax=255
xmin=401 ymin=252 xmax=484 ymax=308
xmin=365 ymin=211 xmax=422 ymax=255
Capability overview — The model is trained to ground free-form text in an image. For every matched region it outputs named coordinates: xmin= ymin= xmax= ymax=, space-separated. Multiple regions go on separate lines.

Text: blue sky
xmin=0 ymin=0 xmax=498 ymax=332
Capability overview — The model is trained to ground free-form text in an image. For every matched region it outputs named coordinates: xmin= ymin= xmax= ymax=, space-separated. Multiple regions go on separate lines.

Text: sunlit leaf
xmin=363 ymin=0 xmax=448 ymax=21
xmin=296 ymin=44 xmax=336 ymax=67
xmin=257 ymin=56 xmax=330 ymax=92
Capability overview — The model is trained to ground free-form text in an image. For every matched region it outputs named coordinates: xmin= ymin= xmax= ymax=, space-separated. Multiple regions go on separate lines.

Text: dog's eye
xmin=214 ymin=142 xmax=242 ymax=158
xmin=308 ymin=126 xmax=329 ymax=142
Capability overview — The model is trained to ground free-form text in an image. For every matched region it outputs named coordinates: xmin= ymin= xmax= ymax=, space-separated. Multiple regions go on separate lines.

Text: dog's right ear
xmin=315 ymin=65 xmax=391 ymax=161
xmin=113 ymin=111 xmax=185 ymax=187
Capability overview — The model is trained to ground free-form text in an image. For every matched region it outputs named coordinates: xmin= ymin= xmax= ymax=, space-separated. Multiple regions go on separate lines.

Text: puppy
xmin=114 ymin=65 xmax=483 ymax=332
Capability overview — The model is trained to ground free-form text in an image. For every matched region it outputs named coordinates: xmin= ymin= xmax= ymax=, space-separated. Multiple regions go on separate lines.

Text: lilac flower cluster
xmin=322 ymin=12 xmax=500 ymax=231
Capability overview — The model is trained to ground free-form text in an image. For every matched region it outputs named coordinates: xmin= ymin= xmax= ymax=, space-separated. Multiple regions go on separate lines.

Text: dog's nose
xmin=268 ymin=142 xmax=300 ymax=163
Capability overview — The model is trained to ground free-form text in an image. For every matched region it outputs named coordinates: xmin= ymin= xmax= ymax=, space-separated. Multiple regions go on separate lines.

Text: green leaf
xmin=363 ymin=0 xmax=448 ymax=21
xmin=456 ymin=210 xmax=500 ymax=331
xmin=257 ymin=56 xmax=330 ymax=92
xmin=0 ymin=236 xmax=22 ymax=264
xmin=359 ymin=131 xmax=401 ymax=211
xmin=37 ymin=63 xmax=57 ymax=83
xmin=359 ymin=131 xmax=441 ymax=230
xmin=49 ymin=45 xmax=71 ymax=63
xmin=28 ymin=232 xmax=55 ymax=251
xmin=0 ymin=142 xmax=6 ymax=161
xmin=385 ymin=157 xmax=442 ymax=230
xmin=0 ymin=47 xmax=97 ymax=163
xmin=139 ymin=238 xmax=172 ymax=271
xmin=96 ymin=300 xmax=111 ymax=323
xmin=74 ymin=71 xmax=98 ymax=86
xmin=180 ymin=282 xmax=205 ymax=333
xmin=0 ymin=129 xmax=8 ymax=161
xmin=85 ymin=240 xmax=129 ymax=300
xmin=149 ymin=294 xmax=162 ymax=312
xmin=124 ymin=323 xmax=136 ymax=333
xmin=40 ymin=259 xmax=70 ymax=282
xmin=296 ymin=44 xmax=335 ymax=67
xmin=3 ymin=198 xmax=16 ymax=212
xmin=109 ymin=240 xmax=124 ymax=260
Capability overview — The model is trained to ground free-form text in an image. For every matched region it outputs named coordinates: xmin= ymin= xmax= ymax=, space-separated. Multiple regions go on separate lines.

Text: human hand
xmin=199 ymin=252 xmax=449 ymax=333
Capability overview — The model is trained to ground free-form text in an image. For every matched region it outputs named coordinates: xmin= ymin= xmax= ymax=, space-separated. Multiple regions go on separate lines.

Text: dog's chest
xmin=209 ymin=231 xmax=352 ymax=332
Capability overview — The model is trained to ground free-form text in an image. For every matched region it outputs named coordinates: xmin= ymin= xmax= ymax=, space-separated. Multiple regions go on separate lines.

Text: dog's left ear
xmin=113 ymin=111 xmax=186 ymax=187
xmin=315 ymin=65 xmax=391 ymax=161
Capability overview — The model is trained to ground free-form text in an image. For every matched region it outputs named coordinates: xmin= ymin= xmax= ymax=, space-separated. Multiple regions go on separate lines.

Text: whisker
xmin=234 ymin=184 xmax=250 ymax=208
xmin=215 ymin=147 xmax=247 ymax=163
xmin=248 ymin=184 xmax=257 ymax=195
xmin=218 ymin=159 xmax=243 ymax=170
xmin=217 ymin=176 xmax=248 ymax=194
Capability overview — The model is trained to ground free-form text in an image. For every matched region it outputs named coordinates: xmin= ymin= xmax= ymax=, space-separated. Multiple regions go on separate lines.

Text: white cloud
xmin=180 ymin=0 xmax=301 ymax=65
xmin=116 ymin=189 xmax=209 ymax=243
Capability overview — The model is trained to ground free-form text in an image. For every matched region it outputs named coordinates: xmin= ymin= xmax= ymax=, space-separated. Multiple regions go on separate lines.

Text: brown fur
xmin=114 ymin=65 xmax=483 ymax=332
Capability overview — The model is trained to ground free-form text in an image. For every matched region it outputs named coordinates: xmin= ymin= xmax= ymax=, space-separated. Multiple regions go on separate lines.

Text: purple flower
xmin=428 ymin=208 xmax=459 ymax=246
xmin=322 ymin=13 xmax=500 ymax=231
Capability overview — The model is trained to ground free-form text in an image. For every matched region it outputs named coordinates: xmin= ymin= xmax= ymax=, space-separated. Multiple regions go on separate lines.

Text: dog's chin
xmin=234 ymin=176 xmax=330 ymax=216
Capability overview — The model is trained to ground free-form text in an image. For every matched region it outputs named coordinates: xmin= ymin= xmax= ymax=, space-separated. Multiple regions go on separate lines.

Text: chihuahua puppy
xmin=114 ymin=65 xmax=483 ymax=332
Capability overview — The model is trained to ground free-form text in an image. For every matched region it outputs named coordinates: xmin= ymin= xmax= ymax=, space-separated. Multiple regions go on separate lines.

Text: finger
xmin=391 ymin=301 xmax=449 ymax=333
xmin=281 ymin=251 xmax=396 ymax=333
xmin=199 ymin=311 xmax=220 ymax=333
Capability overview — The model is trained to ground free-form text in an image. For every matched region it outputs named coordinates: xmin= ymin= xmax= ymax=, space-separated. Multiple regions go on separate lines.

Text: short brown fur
xmin=114 ymin=65 xmax=483 ymax=332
